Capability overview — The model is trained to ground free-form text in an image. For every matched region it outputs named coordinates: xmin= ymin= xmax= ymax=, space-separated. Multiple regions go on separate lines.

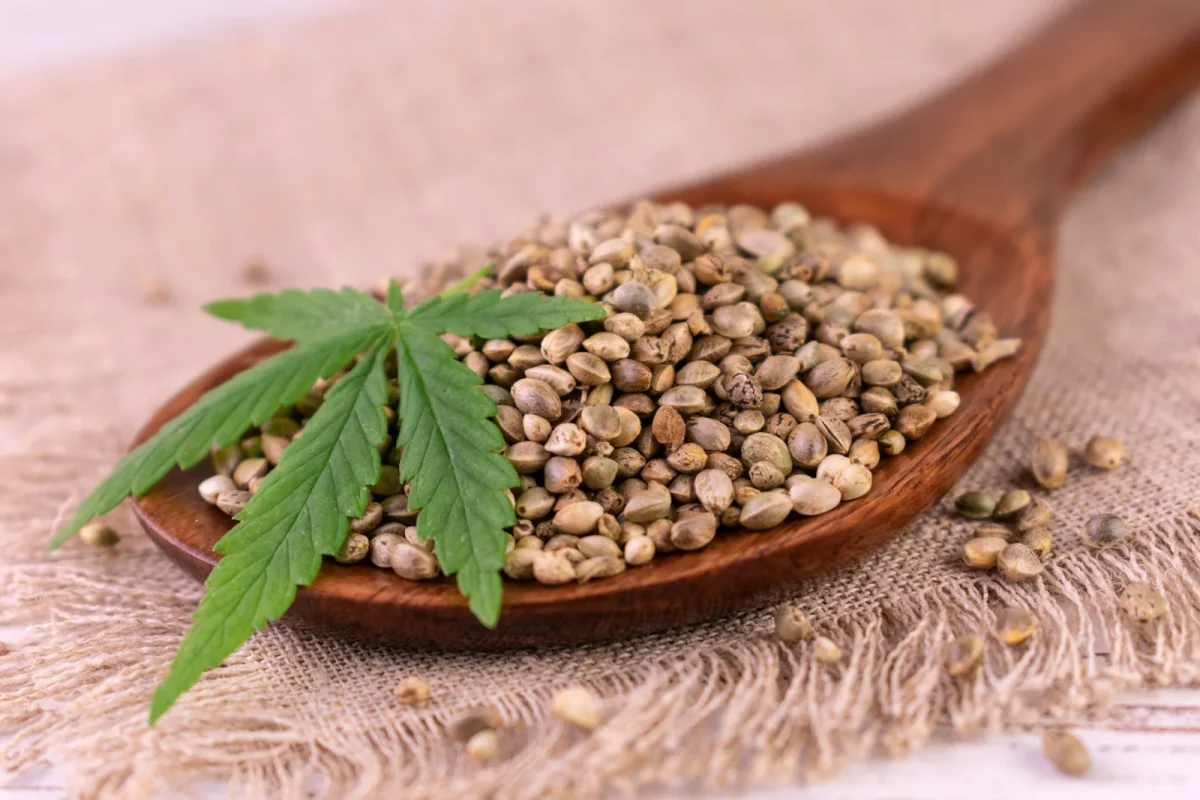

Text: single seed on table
xmin=199 ymin=474 xmax=237 ymax=504
xmin=334 ymin=533 xmax=370 ymax=564
xmin=1030 ymin=437 xmax=1068 ymax=488
xmin=553 ymin=501 xmax=604 ymax=535
xmin=261 ymin=434 xmax=289 ymax=465
xmin=861 ymin=387 xmax=898 ymax=417
xmin=787 ymin=423 xmax=828 ymax=468
xmin=994 ymin=606 xmax=1037 ymax=645
xmin=394 ymin=676 xmax=431 ymax=705
xmin=848 ymin=438 xmax=880 ymax=469
xmin=551 ymin=685 xmax=603 ymax=729
xmin=997 ymin=543 xmax=1043 ymax=582
xmin=659 ymin=385 xmax=708 ymax=415
xmin=369 ymin=532 xmax=403 ymax=568
xmin=511 ymin=378 xmax=562 ymax=421
xmin=610 ymin=407 xmax=642 ymax=447
xmin=832 ymin=463 xmax=872 ymax=500
xmin=840 ymin=332 xmax=883 ymax=364
xmin=894 ymin=405 xmax=937 ymax=441
xmin=599 ymin=317 xmax=643 ymax=346
xmin=805 ymin=358 xmax=855 ymax=399
xmin=1084 ymin=435 xmax=1124 ymax=469
xmin=976 ymin=522 xmax=1014 ymax=540
xmin=962 ymin=536 xmax=1008 ymax=569
xmin=774 ymin=605 xmax=812 ymax=644
xmin=233 ymin=457 xmax=268 ymax=488
xmin=781 ymin=379 xmax=819 ymax=422
xmin=504 ymin=549 xmax=539 ymax=579
xmin=577 ymin=534 xmax=621 ymax=559
xmin=813 ymin=636 xmax=843 ymax=664
xmin=860 ymin=359 xmax=902 ymax=387
xmin=789 ymin=476 xmax=842 ymax=516
xmin=1017 ymin=498 xmax=1052 ymax=531
xmin=350 ymin=502 xmax=383 ymax=534
xmin=623 ymin=484 xmax=673 ymax=523
xmin=749 ymin=461 xmax=785 ymax=490
xmin=216 ymin=489 xmax=251 ymax=517
xmin=1083 ymin=513 xmax=1128 ymax=548
xmin=576 ymin=555 xmax=626 ymax=583
xmin=583 ymin=331 xmax=633 ymax=362
xmin=540 ymin=323 xmax=584 ymax=364
xmin=466 ymin=729 xmax=499 ymax=762
xmin=739 ymin=491 xmax=793 ymax=530
xmin=994 ymin=489 xmax=1031 ymax=519
xmin=1020 ymin=527 xmax=1053 ymax=559
xmin=687 ymin=417 xmax=732 ymax=452
xmin=567 ymin=352 xmax=611 ymax=386
xmin=611 ymin=281 xmax=656 ymax=314
xmin=652 ymin=406 xmax=686 ymax=449
xmin=945 ymin=634 xmax=984 ymax=677
xmin=733 ymin=410 xmax=766 ymax=439
xmin=624 ymin=535 xmax=655 ymax=566
xmin=925 ymin=390 xmax=961 ymax=419
xmin=1118 ymin=581 xmax=1167 ymax=622
xmin=955 ymin=490 xmax=996 ymax=519
xmin=670 ymin=511 xmax=718 ymax=549
xmin=79 ymin=521 xmax=119 ymax=547
xmin=545 ymin=423 xmax=587 ymax=457
xmin=666 ymin=443 xmax=709 ymax=473
xmin=694 ymin=469 xmax=735 ymax=513
xmin=846 ymin=413 xmax=889 ymax=440
xmin=515 ymin=487 xmax=555 ymax=520
xmin=1042 ymin=730 xmax=1091 ymax=777
xmin=521 ymin=413 xmax=551 ymax=443
xmin=544 ymin=457 xmax=583 ymax=494
xmin=533 ymin=550 xmax=576 ymax=585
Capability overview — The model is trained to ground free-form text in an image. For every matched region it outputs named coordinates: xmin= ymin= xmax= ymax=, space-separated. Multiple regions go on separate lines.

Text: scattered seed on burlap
xmin=994 ymin=606 xmax=1037 ymax=645
xmin=945 ymin=633 xmax=984 ymax=677
xmin=1042 ymin=730 xmax=1091 ymax=776
xmin=1030 ymin=438 xmax=1068 ymax=488
xmin=79 ymin=521 xmax=120 ymax=548
xmin=1118 ymin=581 xmax=1167 ymax=622
xmin=551 ymin=686 xmax=602 ymax=729
xmin=394 ymin=676 xmax=431 ymax=705
xmin=466 ymin=730 xmax=499 ymax=761
xmin=201 ymin=198 xmax=1021 ymax=588
xmin=997 ymin=543 xmax=1043 ymax=582
xmin=962 ymin=536 xmax=1008 ymax=570
xmin=774 ymin=605 xmax=813 ymax=644
xmin=1083 ymin=435 xmax=1123 ymax=470
xmin=813 ymin=636 xmax=843 ymax=664
xmin=955 ymin=490 xmax=996 ymax=519
xmin=1083 ymin=513 xmax=1129 ymax=549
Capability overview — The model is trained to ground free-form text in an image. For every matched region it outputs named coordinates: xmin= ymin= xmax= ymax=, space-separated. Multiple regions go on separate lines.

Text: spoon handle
xmin=680 ymin=0 xmax=1200 ymax=239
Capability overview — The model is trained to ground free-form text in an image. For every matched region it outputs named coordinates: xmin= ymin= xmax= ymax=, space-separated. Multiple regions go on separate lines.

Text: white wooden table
xmin=2 ymin=3 xmax=1198 ymax=798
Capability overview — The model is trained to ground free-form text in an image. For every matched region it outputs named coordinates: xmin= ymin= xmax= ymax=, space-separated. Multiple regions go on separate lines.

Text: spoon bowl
xmin=133 ymin=0 xmax=1200 ymax=648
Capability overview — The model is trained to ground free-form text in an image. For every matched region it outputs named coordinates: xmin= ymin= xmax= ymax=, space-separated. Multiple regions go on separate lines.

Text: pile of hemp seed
xmin=196 ymin=199 xmax=1022 ymax=587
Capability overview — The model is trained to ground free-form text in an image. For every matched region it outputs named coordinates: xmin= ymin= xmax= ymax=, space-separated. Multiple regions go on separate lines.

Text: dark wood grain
xmin=133 ymin=0 xmax=1200 ymax=649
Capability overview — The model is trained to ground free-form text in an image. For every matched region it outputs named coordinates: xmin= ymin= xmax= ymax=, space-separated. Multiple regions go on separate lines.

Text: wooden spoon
xmin=134 ymin=0 xmax=1200 ymax=648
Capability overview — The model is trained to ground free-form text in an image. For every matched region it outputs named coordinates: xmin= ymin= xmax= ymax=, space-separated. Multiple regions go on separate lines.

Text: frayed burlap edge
xmin=4 ymin=515 xmax=1197 ymax=799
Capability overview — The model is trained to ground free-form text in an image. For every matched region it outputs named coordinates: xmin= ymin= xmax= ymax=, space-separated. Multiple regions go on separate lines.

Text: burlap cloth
xmin=3 ymin=0 xmax=1200 ymax=797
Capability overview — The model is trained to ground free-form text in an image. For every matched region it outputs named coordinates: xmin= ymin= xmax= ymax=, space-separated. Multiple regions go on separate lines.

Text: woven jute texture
xmin=3 ymin=1 xmax=1200 ymax=797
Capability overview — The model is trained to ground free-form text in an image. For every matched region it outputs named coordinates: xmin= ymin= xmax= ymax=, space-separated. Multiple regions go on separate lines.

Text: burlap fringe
xmin=3 ymin=516 xmax=1197 ymax=799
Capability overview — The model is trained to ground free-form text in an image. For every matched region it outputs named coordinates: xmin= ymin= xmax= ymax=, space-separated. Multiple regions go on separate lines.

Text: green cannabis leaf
xmin=407 ymin=287 xmax=605 ymax=338
xmin=149 ymin=339 xmax=390 ymax=723
xmin=53 ymin=276 xmax=604 ymax=723
xmin=396 ymin=289 xmax=602 ymax=623
xmin=50 ymin=323 xmax=388 ymax=549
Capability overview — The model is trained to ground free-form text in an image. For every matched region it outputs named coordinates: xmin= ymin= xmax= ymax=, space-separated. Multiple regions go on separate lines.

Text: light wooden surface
xmin=2 ymin=3 xmax=1198 ymax=798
